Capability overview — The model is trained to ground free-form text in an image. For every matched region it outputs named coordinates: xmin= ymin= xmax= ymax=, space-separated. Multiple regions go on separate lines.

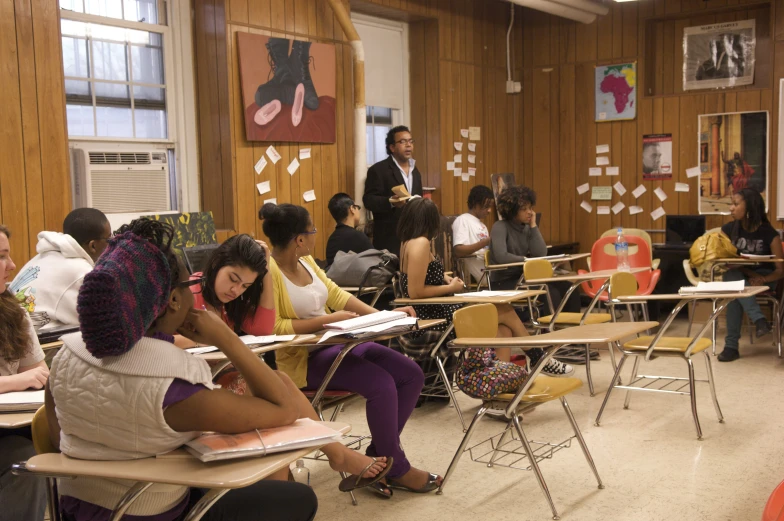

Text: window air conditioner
xmin=71 ymin=146 xmax=172 ymax=214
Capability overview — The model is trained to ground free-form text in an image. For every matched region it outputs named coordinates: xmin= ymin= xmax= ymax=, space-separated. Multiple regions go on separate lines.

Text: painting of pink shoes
xmin=238 ymin=33 xmax=336 ymax=143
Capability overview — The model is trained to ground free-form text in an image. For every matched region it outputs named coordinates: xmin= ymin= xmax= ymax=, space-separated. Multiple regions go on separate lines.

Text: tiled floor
xmin=306 ymin=318 xmax=784 ymax=521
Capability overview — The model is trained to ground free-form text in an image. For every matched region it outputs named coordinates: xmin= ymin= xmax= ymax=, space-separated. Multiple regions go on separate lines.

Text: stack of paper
xmin=679 ymin=280 xmax=745 ymax=294
xmin=0 ymin=390 xmax=45 ymax=412
xmin=318 ymin=317 xmax=418 ymax=344
xmin=185 ymin=419 xmax=342 ymax=462
xmin=740 ymin=254 xmax=776 ymax=260
xmin=325 ymin=310 xmax=407 ymax=331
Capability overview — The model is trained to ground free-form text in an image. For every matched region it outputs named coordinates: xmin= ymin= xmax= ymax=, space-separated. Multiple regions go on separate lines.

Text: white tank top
xmin=281 ymin=259 xmax=328 ymax=319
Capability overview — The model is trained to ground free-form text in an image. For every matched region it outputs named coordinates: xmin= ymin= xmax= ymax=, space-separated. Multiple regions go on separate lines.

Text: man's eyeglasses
xmin=177 ymin=276 xmax=205 ymax=295
xmin=395 ymin=139 xmax=415 ymax=146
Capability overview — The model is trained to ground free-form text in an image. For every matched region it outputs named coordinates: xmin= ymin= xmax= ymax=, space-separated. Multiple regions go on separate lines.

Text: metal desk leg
xmin=182 ymin=489 xmax=231 ymax=521
xmin=109 ymin=482 xmax=155 ymax=521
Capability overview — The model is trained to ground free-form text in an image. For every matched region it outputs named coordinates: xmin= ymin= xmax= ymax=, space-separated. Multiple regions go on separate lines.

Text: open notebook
xmin=184 ymin=418 xmax=342 ymax=462
xmin=0 ymin=390 xmax=45 ymax=412
xmin=679 ymin=280 xmax=745 ymax=294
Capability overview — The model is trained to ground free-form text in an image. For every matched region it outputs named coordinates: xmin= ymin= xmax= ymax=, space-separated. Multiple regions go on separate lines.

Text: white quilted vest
xmin=49 ymin=332 xmax=215 ymax=515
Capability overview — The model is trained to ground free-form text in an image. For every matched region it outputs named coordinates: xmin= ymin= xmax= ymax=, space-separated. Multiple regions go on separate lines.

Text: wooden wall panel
xmin=521 ymin=0 xmax=783 ymax=253
xmin=0 ymin=0 xmax=70 ymax=267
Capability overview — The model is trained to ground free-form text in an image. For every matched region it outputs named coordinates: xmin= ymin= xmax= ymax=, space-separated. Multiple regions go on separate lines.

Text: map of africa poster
xmin=595 ymin=63 xmax=636 ymax=122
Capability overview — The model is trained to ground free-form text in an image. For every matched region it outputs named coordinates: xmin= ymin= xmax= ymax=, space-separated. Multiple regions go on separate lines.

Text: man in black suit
xmin=363 ymin=125 xmax=423 ymax=255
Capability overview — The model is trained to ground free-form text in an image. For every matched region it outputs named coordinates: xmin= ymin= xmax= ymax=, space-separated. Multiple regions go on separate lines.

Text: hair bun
xmin=259 ymin=202 xmax=280 ymax=221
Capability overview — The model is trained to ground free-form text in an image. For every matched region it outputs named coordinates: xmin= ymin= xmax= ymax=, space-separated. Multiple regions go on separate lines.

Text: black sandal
xmin=386 ymin=472 xmax=441 ymax=493
xmin=338 ymin=457 xmax=394 ymax=493
xmin=365 ymin=479 xmax=393 ymax=499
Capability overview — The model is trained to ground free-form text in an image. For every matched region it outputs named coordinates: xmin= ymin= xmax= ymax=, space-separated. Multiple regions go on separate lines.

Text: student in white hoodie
xmin=10 ymin=208 xmax=111 ymax=329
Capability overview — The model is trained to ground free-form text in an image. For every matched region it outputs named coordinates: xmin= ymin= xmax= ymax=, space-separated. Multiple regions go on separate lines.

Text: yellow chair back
xmin=523 ymin=258 xmax=553 ymax=281
xmin=31 ymin=405 xmax=57 ymax=454
xmin=484 ymin=250 xmax=491 ymax=267
xmin=609 ymin=272 xmax=638 ymax=299
xmin=454 ymin=303 xmax=498 ymax=339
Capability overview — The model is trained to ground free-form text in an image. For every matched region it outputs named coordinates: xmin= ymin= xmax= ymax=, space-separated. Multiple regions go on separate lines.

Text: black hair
xmin=63 ymin=208 xmax=109 ymax=247
xmin=734 ymin=188 xmax=769 ymax=235
xmin=397 ymin=198 xmax=441 ymax=242
xmin=259 ymin=203 xmax=311 ymax=248
xmin=202 ymin=234 xmax=267 ymax=334
xmin=115 ymin=218 xmax=182 ymax=289
xmin=328 ymin=193 xmax=354 ymax=223
xmin=386 ymin=125 xmax=410 ymax=155
xmin=467 ymin=185 xmax=494 ymax=209
xmin=496 ymin=186 xmax=537 ymax=221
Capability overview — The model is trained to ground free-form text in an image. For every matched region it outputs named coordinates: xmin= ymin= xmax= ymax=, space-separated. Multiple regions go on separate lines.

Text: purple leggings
xmin=303 ymin=342 xmax=425 ymax=479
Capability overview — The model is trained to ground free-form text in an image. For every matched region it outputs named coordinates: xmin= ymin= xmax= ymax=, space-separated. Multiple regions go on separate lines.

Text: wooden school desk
xmin=477 ymin=252 xmax=591 ymax=291
xmin=195 ymin=334 xmax=318 ymax=377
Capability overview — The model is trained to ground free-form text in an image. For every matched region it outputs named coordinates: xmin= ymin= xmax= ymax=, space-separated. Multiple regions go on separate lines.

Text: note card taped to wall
xmin=591 ymin=186 xmax=612 ymax=201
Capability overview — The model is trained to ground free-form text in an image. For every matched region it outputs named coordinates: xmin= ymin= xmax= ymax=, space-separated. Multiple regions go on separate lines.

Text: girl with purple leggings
xmin=260 ymin=202 xmax=443 ymax=497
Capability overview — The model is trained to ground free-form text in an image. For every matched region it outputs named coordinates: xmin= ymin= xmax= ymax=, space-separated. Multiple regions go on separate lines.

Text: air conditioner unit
xmin=71 ymin=146 xmax=172 ymax=214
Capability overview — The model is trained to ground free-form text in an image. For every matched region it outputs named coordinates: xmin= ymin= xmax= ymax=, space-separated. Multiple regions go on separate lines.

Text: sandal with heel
xmin=338 ymin=457 xmax=394 ymax=494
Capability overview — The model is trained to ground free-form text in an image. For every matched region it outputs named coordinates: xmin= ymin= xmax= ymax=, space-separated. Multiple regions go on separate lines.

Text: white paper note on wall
xmin=468 ymin=168 xmax=476 ymax=176
xmin=454 ymin=154 xmax=462 ymax=163
xmin=468 ymin=143 xmax=476 ymax=152
xmin=605 ymin=166 xmax=619 ymax=176
xmin=596 ymin=156 xmax=610 ymax=166
xmin=597 ymin=206 xmax=610 ymax=215
xmin=580 ymin=201 xmax=593 ymax=213
xmin=461 ymin=172 xmax=470 ymax=181
xmin=632 ymin=184 xmax=647 ymax=199
xmin=654 ymin=187 xmax=668 ymax=201
xmin=453 ymin=168 xmax=462 ymax=177
xmin=287 ymin=158 xmax=300 ymax=176
xmin=256 ymin=181 xmax=270 ymax=195
xmin=461 ymin=129 xmax=469 ymax=138
xmin=454 ymin=142 xmax=463 ymax=151
xmin=686 ymin=166 xmax=701 ymax=178
xmin=613 ymin=182 xmax=626 ymax=196
xmin=468 ymin=155 xmax=476 ymax=164
xmin=303 ymin=190 xmax=316 ymax=202
xmin=264 ymin=198 xmax=277 ymax=205
xmin=651 ymin=207 xmax=666 ymax=221
xmin=254 ymin=156 xmax=267 ymax=175
xmin=446 ymin=162 xmax=455 ymax=171
xmin=266 ymin=145 xmax=281 ymax=164
xmin=589 ymin=167 xmax=602 ymax=177
xmin=577 ymin=183 xmax=590 ymax=195
xmin=596 ymin=144 xmax=610 ymax=154
xmin=675 ymin=182 xmax=690 ymax=192
xmin=629 ymin=206 xmax=643 ymax=215
xmin=612 ymin=201 xmax=625 ymax=214
xmin=299 ymin=148 xmax=311 ymax=160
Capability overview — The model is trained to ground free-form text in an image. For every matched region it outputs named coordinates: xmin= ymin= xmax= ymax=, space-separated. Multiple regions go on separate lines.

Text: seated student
xmin=398 ymin=198 xmax=573 ymax=378
xmin=452 ymin=185 xmax=494 ymax=285
xmin=45 ymin=219 xmax=387 ymax=521
xmin=719 ymin=188 xmax=784 ymax=362
xmin=0 ymin=224 xmax=47 ymax=521
xmin=489 ymin=186 xmax=581 ymax=313
xmin=325 ymin=193 xmax=373 ymax=267
xmin=259 ymin=202 xmax=443 ymax=496
xmin=10 ymin=208 xmax=111 ymax=328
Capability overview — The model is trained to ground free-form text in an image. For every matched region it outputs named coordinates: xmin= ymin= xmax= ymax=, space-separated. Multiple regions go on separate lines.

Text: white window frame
xmin=60 ymin=0 xmax=200 ymax=212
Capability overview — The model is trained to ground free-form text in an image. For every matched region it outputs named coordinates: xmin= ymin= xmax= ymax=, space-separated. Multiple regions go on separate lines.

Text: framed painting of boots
xmin=237 ymin=33 xmax=336 ymax=143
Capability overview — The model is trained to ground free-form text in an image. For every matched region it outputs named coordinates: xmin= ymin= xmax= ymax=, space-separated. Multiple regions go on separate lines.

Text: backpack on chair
xmin=689 ymin=231 xmax=738 ymax=282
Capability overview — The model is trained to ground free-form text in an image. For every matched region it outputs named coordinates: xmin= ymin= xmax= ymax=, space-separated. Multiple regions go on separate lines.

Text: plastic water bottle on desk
xmin=292 ymin=459 xmax=310 ymax=486
xmin=615 ymin=227 xmax=630 ymax=272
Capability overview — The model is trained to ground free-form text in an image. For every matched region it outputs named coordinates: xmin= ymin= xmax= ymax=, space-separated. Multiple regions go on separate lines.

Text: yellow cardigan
xmin=269 ymin=255 xmax=352 ymax=387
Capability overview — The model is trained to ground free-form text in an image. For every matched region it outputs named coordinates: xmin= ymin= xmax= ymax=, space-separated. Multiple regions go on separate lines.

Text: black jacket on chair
xmin=363 ymin=156 xmax=423 ymax=255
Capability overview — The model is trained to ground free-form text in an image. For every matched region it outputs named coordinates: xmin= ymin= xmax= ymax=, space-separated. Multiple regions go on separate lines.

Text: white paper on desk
xmin=461 ymin=172 xmax=470 ymax=181
xmin=0 ymin=390 xmax=44 ymax=406
xmin=249 ymin=334 xmax=296 ymax=343
xmin=264 ymin=197 xmax=277 ymax=205
xmin=303 ymin=189 xmax=316 ymax=202
xmin=597 ymin=206 xmax=610 ymax=215
xmin=266 ymin=145 xmax=281 ymax=164
xmin=256 ymin=181 xmax=271 ymax=195
xmin=629 ymin=205 xmax=643 ymax=215
xmin=186 ymin=346 xmax=219 ymax=355
xmin=523 ymin=253 xmax=566 ymax=261
xmin=299 ymin=148 xmax=311 ymax=160
xmin=596 ymin=156 xmax=610 ymax=166
xmin=468 ymin=143 xmax=476 ymax=152
xmin=318 ymin=317 xmax=418 ymax=343
xmin=596 ymin=144 xmax=610 ymax=154
xmin=606 ymin=166 xmax=619 ymax=176
xmin=613 ymin=182 xmax=626 ymax=196
xmin=654 ymin=187 xmax=668 ymax=201
xmin=580 ymin=200 xmax=593 ymax=213
xmin=454 ymin=154 xmax=462 ymax=163
xmin=686 ymin=166 xmax=701 ymax=178
xmin=680 ymin=280 xmax=745 ymax=294
xmin=468 ymin=167 xmax=476 ymax=176
xmin=632 ymin=184 xmax=646 ymax=199
xmin=589 ymin=167 xmax=602 ymax=177
xmin=468 ymin=155 xmax=476 ymax=164
xmin=446 ymin=161 xmax=455 ymax=171
xmin=254 ymin=155 xmax=267 ymax=175
xmin=454 ymin=142 xmax=463 ymax=151
xmin=287 ymin=158 xmax=300 ymax=176
xmin=740 ymin=253 xmax=776 ymax=260
xmin=650 ymin=207 xmax=666 ymax=221
xmin=675 ymin=182 xmax=690 ymax=192
xmin=612 ymin=201 xmax=626 ymax=214
xmin=577 ymin=183 xmax=590 ymax=195
xmin=461 ymin=290 xmax=524 ymax=298
xmin=461 ymin=129 xmax=469 ymax=138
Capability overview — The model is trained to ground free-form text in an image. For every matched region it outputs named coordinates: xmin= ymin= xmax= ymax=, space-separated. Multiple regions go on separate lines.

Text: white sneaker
xmin=540 ymin=358 xmax=574 ymax=377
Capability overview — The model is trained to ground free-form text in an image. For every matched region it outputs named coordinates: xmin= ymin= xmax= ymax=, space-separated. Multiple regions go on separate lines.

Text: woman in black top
xmin=718 ymin=188 xmax=784 ymax=361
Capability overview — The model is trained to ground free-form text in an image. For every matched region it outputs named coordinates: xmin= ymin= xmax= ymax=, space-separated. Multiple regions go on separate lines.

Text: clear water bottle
xmin=291 ymin=459 xmax=310 ymax=486
xmin=615 ymin=227 xmax=630 ymax=272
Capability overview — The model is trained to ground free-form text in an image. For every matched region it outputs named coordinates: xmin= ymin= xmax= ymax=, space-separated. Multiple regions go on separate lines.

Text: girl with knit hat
xmin=45 ymin=218 xmax=387 ymax=521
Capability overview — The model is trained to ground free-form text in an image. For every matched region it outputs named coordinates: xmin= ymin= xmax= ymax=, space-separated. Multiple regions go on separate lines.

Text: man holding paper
xmin=363 ymin=126 xmax=423 ymax=255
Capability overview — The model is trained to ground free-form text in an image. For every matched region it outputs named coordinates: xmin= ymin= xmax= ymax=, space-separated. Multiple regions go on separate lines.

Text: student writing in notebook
xmin=718 ymin=188 xmax=784 ymax=362
xmin=0 ymin=224 xmax=47 ymax=521
xmin=260 ymin=203 xmax=443 ymax=497
xmin=44 ymin=219 xmax=387 ymax=521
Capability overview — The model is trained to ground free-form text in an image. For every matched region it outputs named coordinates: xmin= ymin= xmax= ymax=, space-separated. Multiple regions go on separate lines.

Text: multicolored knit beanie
xmin=77 ymin=231 xmax=172 ymax=358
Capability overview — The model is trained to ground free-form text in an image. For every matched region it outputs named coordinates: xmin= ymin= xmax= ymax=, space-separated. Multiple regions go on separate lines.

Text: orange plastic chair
xmin=579 ymin=235 xmax=661 ymax=301
xmin=763 ymin=480 xmax=784 ymax=521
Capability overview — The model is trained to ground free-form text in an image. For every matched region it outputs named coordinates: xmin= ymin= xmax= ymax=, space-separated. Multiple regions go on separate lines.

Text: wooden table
xmin=709 ymin=257 xmax=784 ymax=281
xmin=0 ymin=412 xmax=35 ymax=428
xmin=195 ymin=335 xmax=318 ymax=376
xmin=524 ymin=266 xmax=650 ymax=285
xmin=392 ymin=289 xmax=545 ymax=307
xmin=17 ymin=422 xmax=350 ymax=521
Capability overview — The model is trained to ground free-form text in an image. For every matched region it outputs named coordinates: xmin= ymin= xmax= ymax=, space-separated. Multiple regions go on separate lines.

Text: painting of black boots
xmin=238 ymin=33 xmax=336 ymax=143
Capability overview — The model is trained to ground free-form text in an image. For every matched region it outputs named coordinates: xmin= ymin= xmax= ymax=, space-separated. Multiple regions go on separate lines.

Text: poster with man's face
xmin=642 ymin=134 xmax=673 ymax=180
xmin=683 ymin=20 xmax=755 ymax=91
